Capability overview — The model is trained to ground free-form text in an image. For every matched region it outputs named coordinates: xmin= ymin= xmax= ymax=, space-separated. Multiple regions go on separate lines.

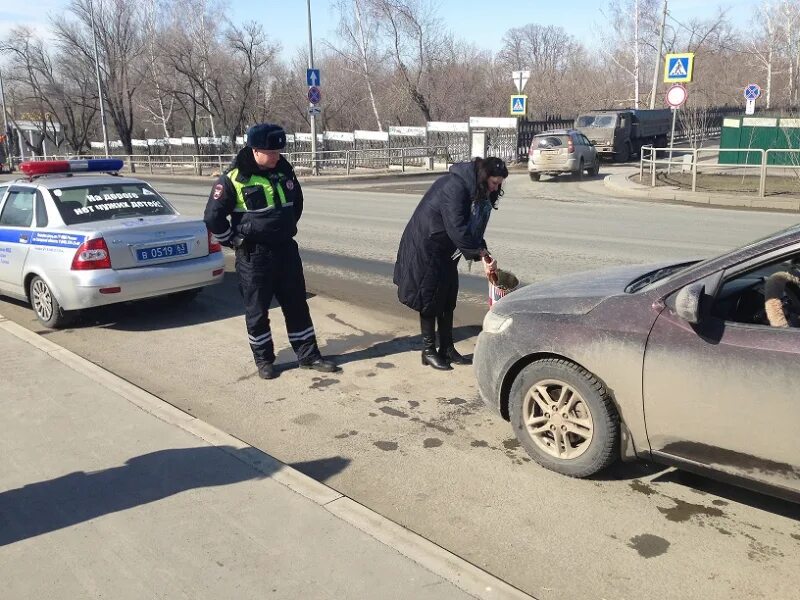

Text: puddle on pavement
xmin=380 ymin=406 xmax=409 ymax=418
xmin=374 ymin=441 xmax=398 ymax=451
xmin=423 ymin=438 xmax=443 ymax=448
xmin=310 ymin=377 xmax=339 ymax=389
xmin=628 ymin=534 xmax=670 ymax=558
xmin=657 ymin=498 xmax=725 ymax=523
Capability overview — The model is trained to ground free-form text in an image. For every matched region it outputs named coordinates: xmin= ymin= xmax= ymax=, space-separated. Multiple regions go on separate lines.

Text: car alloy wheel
xmin=521 ymin=379 xmax=593 ymax=460
xmin=31 ymin=278 xmax=54 ymax=322
xmin=510 ymin=358 xmax=619 ymax=477
xmin=29 ymin=276 xmax=71 ymax=328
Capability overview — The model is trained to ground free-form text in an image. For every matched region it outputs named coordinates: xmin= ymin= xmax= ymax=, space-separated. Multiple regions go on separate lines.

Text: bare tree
xmin=364 ymin=0 xmax=447 ymax=122
xmin=328 ymin=0 xmax=386 ymax=130
xmin=53 ymin=0 xmax=147 ymax=155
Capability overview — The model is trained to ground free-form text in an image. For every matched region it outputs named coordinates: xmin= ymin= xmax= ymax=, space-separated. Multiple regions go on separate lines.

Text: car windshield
xmin=576 ymin=115 xmax=616 ymax=128
xmin=50 ymin=182 xmax=176 ymax=225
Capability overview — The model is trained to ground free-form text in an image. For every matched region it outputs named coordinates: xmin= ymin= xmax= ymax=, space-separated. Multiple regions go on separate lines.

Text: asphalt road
xmin=1 ymin=168 xmax=799 ymax=599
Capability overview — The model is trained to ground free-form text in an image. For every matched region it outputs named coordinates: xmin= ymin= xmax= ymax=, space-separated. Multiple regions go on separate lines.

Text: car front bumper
xmin=51 ymin=252 xmax=225 ymax=310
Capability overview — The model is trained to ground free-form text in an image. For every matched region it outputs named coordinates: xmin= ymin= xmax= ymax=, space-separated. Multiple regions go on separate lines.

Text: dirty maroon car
xmin=474 ymin=224 xmax=800 ymax=501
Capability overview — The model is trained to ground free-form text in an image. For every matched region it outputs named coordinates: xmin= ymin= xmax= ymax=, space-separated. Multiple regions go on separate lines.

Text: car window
xmin=711 ymin=251 xmax=800 ymax=328
xmin=0 ymin=190 xmax=35 ymax=228
xmin=534 ymin=135 xmax=566 ymax=149
xmin=576 ymin=115 xmax=616 ymax=128
xmin=50 ymin=182 xmax=177 ymax=225
xmin=581 ymin=135 xmax=592 ymax=146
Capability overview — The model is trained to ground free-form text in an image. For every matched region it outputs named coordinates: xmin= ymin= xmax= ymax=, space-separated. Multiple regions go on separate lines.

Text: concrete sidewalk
xmin=0 ymin=315 xmax=533 ymax=600
xmin=603 ymin=169 xmax=800 ymax=212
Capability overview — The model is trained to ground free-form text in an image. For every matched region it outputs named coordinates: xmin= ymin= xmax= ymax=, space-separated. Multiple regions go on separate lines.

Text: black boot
xmin=420 ymin=314 xmax=452 ymax=370
xmin=438 ymin=311 xmax=472 ymax=366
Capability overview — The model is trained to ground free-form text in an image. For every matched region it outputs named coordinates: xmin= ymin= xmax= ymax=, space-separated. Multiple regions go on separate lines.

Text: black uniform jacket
xmin=393 ymin=161 xmax=487 ymax=314
xmin=203 ymin=147 xmax=303 ymax=246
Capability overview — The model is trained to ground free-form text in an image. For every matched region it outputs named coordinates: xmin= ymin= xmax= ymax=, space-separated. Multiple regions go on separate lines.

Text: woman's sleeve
xmin=440 ymin=180 xmax=484 ymax=261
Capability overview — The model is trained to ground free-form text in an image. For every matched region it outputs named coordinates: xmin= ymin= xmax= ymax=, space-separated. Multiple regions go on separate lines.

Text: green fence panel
xmin=718 ymin=117 xmax=742 ymax=165
xmin=739 ymin=117 xmax=778 ymax=165
xmin=772 ymin=118 xmax=800 ymax=166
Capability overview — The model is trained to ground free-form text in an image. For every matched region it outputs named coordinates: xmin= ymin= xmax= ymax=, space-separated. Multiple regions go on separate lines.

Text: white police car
xmin=0 ymin=159 xmax=225 ymax=327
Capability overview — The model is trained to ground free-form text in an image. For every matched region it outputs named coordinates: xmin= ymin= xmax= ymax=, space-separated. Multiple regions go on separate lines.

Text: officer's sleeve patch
xmin=212 ymin=183 xmax=223 ymax=200
xmin=286 ymin=180 xmax=295 ymax=191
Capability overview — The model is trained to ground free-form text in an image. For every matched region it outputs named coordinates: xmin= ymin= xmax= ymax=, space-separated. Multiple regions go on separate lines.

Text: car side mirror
xmin=674 ymin=282 xmax=705 ymax=324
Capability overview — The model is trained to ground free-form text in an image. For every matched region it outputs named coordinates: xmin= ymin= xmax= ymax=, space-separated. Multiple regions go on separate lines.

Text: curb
xmin=0 ymin=313 xmax=537 ymax=600
xmin=603 ymin=173 xmax=800 ymax=212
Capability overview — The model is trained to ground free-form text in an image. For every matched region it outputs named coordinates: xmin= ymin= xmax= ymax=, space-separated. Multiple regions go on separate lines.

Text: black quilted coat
xmin=393 ymin=162 xmax=488 ymax=314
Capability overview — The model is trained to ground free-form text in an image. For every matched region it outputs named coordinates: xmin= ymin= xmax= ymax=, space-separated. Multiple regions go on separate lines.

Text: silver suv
xmin=527 ymin=129 xmax=600 ymax=181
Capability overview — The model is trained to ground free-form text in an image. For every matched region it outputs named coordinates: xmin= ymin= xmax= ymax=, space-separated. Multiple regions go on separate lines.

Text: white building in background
xmin=9 ymin=120 xmax=62 ymax=159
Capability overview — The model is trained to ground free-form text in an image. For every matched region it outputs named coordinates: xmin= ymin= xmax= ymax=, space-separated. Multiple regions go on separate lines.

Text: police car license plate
xmin=136 ymin=242 xmax=189 ymax=262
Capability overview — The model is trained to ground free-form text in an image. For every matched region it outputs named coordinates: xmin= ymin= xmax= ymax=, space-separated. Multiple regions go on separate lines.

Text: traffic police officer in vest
xmin=203 ymin=123 xmax=339 ymax=380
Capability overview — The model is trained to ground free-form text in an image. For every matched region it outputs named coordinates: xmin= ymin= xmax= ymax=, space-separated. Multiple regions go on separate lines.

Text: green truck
xmin=575 ymin=109 xmax=672 ymax=162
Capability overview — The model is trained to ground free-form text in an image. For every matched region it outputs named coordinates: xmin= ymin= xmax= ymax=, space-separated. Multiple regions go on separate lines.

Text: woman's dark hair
xmin=473 ymin=156 xmax=508 ymax=208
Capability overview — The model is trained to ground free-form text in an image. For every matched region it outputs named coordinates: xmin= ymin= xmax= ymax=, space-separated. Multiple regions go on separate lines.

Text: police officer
xmin=204 ymin=123 xmax=338 ymax=380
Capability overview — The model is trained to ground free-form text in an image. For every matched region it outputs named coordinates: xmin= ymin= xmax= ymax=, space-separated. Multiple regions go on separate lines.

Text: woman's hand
xmin=482 ymin=253 xmax=498 ymax=283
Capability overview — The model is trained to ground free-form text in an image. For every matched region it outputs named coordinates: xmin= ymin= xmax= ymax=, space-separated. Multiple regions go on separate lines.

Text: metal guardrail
xmin=640 ymin=145 xmax=800 ymax=198
xmin=10 ymin=145 xmax=452 ymax=177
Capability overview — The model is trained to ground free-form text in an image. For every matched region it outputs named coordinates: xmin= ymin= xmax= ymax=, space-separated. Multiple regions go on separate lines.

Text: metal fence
xmin=15 ymin=145 xmax=452 ymax=177
xmin=640 ymin=145 xmax=800 ymax=198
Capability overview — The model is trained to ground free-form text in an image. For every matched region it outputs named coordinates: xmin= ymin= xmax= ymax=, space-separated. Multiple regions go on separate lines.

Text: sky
xmin=1 ymin=0 xmax=755 ymax=61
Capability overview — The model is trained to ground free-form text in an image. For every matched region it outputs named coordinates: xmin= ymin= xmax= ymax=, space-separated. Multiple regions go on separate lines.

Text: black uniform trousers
xmin=235 ymin=239 xmax=321 ymax=366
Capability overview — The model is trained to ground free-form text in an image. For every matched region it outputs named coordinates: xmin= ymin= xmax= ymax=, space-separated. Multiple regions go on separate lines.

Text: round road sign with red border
xmin=308 ymin=85 xmax=321 ymax=105
xmin=666 ymin=84 xmax=688 ymax=108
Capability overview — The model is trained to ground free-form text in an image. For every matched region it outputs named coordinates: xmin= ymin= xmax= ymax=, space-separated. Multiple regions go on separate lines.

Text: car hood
xmin=495 ymin=262 xmax=680 ymax=316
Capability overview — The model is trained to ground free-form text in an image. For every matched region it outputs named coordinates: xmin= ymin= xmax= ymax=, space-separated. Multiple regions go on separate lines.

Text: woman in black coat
xmin=394 ymin=156 xmax=508 ymax=370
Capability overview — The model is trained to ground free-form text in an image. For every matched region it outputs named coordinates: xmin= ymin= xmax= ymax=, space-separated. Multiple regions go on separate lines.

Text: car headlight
xmin=482 ymin=311 xmax=513 ymax=334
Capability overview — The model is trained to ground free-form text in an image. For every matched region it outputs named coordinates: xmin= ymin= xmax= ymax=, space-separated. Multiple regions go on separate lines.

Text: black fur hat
xmin=247 ymin=123 xmax=286 ymax=150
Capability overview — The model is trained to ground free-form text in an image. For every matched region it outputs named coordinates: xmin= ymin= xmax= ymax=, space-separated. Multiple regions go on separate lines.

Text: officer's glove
xmin=230 ymin=234 xmax=245 ymax=249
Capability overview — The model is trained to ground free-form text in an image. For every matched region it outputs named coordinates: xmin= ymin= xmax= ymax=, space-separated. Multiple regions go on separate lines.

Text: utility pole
xmin=649 ymin=0 xmax=669 ymax=109
xmin=307 ymin=0 xmax=318 ymax=175
xmin=0 ymin=68 xmax=12 ymax=169
xmin=89 ymin=0 xmax=110 ymax=157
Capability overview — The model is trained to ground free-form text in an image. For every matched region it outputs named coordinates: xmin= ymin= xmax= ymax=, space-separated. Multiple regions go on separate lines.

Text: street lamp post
xmin=307 ymin=0 xmax=319 ymax=175
xmin=89 ymin=0 xmax=110 ymax=157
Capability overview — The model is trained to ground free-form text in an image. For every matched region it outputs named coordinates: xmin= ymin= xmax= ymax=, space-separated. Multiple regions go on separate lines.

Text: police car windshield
xmin=51 ymin=182 xmax=176 ymax=225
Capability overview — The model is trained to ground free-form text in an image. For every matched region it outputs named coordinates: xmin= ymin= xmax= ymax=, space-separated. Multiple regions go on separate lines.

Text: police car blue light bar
xmin=20 ymin=158 xmax=125 ymax=177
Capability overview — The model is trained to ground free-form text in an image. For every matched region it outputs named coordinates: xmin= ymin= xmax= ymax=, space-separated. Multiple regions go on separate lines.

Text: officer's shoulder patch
xmin=286 ymin=180 xmax=295 ymax=191
xmin=212 ymin=183 xmax=224 ymax=200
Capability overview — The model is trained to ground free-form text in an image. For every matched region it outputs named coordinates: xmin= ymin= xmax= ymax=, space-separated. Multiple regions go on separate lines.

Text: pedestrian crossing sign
xmin=510 ymin=95 xmax=527 ymax=116
xmin=663 ymin=53 xmax=694 ymax=83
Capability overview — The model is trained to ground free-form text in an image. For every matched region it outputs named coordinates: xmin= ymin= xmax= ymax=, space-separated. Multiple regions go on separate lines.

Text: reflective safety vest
xmin=226 ymin=168 xmax=291 ymax=212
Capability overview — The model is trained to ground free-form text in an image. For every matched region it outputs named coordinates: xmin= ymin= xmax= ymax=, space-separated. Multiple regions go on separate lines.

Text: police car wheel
xmin=29 ymin=276 xmax=71 ymax=328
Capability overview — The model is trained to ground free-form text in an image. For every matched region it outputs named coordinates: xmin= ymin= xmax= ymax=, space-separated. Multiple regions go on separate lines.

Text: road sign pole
xmin=668 ymin=107 xmax=678 ymax=175
xmin=306 ymin=0 xmax=318 ymax=176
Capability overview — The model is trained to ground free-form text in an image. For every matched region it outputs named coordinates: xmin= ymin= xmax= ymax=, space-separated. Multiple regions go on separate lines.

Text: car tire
xmin=529 ymin=173 xmax=541 ymax=182
xmin=29 ymin=276 xmax=72 ymax=329
xmin=589 ymin=161 xmax=600 ymax=177
xmin=509 ymin=358 xmax=619 ymax=478
xmin=616 ymin=144 xmax=631 ymax=163
xmin=573 ymin=160 xmax=584 ymax=180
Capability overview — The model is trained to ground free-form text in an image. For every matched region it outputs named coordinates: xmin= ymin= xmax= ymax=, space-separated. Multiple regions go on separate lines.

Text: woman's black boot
xmin=438 ymin=311 xmax=472 ymax=366
xmin=420 ymin=314 xmax=452 ymax=370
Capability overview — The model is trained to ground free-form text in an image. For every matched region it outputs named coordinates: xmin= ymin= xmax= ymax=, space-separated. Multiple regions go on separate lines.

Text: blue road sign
xmin=308 ymin=86 xmax=322 ymax=105
xmin=510 ymin=95 xmax=527 ymax=116
xmin=306 ymin=69 xmax=321 ymax=86
xmin=744 ymin=84 xmax=761 ymax=101
xmin=663 ymin=53 xmax=694 ymax=83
